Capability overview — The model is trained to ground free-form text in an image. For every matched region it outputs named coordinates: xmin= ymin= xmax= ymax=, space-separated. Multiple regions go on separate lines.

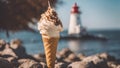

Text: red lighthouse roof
xmin=71 ymin=3 xmax=81 ymax=14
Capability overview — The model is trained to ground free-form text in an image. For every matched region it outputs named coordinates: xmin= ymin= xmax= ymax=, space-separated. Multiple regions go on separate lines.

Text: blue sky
xmin=56 ymin=0 xmax=120 ymax=30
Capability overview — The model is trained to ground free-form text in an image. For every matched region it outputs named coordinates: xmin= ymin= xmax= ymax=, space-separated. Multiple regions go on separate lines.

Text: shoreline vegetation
xmin=0 ymin=39 xmax=120 ymax=68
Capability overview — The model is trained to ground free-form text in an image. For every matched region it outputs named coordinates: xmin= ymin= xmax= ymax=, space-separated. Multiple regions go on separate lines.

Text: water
xmin=0 ymin=30 xmax=120 ymax=59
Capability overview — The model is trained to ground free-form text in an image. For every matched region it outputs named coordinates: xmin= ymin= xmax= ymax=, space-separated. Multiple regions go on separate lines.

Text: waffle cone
xmin=42 ymin=35 xmax=59 ymax=68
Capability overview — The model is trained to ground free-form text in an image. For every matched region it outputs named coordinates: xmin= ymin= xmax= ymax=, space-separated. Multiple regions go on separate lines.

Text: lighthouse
xmin=68 ymin=3 xmax=86 ymax=35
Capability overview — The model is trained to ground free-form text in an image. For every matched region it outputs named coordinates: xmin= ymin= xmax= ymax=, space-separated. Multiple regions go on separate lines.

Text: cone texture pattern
xmin=42 ymin=35 xmax=59 ymax=68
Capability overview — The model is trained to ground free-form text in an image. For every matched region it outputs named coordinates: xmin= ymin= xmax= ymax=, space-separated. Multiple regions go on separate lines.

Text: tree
xmin=0 ymin=0 xmax=62 ymax=32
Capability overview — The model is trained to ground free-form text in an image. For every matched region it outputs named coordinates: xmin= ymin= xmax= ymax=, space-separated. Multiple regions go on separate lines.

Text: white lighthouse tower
xmin=68 ymin=3 xmax=86 ymax=35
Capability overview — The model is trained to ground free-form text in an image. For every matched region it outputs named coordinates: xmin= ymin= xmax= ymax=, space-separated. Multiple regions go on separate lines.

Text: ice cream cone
xmin=38 ymin=1 xmax=63 ymax=68
xmin=42 ymin=35 xmax=59 ymax=68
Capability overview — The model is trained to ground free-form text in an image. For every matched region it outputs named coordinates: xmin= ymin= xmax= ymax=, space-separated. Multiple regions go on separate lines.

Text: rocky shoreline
xmin=0 ymin=39 xmax=120 ymax=68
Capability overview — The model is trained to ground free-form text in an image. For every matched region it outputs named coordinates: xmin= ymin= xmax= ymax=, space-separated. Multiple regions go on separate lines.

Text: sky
xmin=56 ymin=0 xmax=120 ymax=30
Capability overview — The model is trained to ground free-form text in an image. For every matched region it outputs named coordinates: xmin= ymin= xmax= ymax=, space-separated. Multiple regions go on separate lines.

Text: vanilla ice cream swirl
xmin=38 ymin=5 xmax=63 ymax=37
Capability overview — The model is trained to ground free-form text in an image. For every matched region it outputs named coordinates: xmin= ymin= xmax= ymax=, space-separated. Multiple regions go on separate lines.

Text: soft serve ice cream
xmin=38 ymin=4 xmax=63 ymax=38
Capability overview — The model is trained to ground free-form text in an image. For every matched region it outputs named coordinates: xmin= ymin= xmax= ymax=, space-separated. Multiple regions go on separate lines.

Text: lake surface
xmin=0 ymin=30 xmax=120 ymax=59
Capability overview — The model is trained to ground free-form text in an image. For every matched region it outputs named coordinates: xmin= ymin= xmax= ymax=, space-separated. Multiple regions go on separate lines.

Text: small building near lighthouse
xmin=68 ymin=3 xmax=87 ymax=35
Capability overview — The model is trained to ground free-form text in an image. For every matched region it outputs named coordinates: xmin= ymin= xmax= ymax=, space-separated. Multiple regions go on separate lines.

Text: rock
xmin=10 ymin=39 xmax=22 ymax=49
xmin=59 ymin=48 xmax=73 ymax=58
xmin=10 ymin=58 xmax=19 ymax=68
xmin=83 ymin=55 xmax=109 ymax=68
xmin=18 ymin=59 xmax=42 ymax=68
xmin=67 ymin=53 xmax=80 ymax=61
xmin=18 ymin=59 xmax=28 ymax=64
xmin=0 ymin=39 xmax=6 ymax=51
xmin=0 ymin=39 xmax=6 ymax=45
xmin=64 ymin=53 xmax=80 ymax=62
xmin=68 ymin=61 xmax=95 ymax=68
xmin=116 ymin=59 xmax=120 ymax=64
xmin=0 ymin=54 xmax=19 ymax=67
xmin=117 ymin=65 xmax=120 ymax=68
xmin=95 ymin=60 xmax=109 ymax=68
xmin=82 ymin=55 xmax=100 ymax=63
xmin=56 ymin=52 xmax=65 ymax=63
xmin=40 ymin=62 xmax=47 ymax=68
xmin=0 ymin=43 xmax=17 ymax=58
xmin=5 ymin=57 xmax=19 ymax=68
xmin=0 ymin=57 xmax=14 ymax=68
xmin=32 ymin=53 xmax=46 ymax=62
xmin=99 ymin=53 xmax=116 ymax=61
xmin=10 ymin=39 xmax=28 ymax=58
xmin=55 ymin=62 xmax=68 ymax=68
xmin=10 ymin=39 xmax=36 ymax=60
xmin=77 ymin=53 xmax=86 ymax=60
xmin=0 ymin=40 xmax=119 ymax=68
xmin=4 ymin=56 xmax=17 ymax=62
xmin=107 ymin=61 xmax=118 ymax=68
